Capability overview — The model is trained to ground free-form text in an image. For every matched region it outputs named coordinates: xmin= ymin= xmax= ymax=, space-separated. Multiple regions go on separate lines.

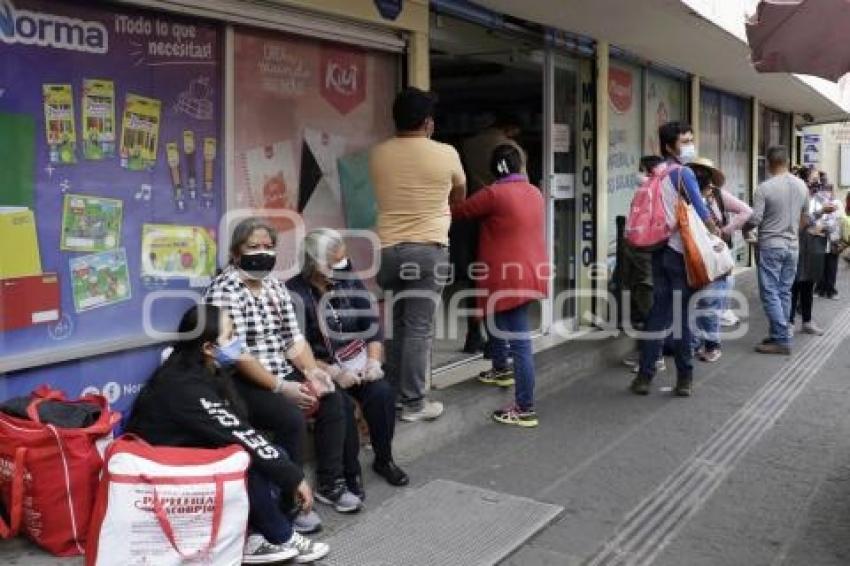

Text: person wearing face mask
xmin=813 ymin=183 xmax=844 ymax=300
xmin=205 ymin=218 xmax=362 ymax=528
xmin=371 ymin=87 xmax=467 ymax=422
xmin=450 ymin=144 xmax=548 ymax=427
xmin=630 ymin=122 xmax=720 ymax=398
xmin=688 ymin=158 xmax=753 ymax=363
xmin=126 ymin=305 xmax=330 ymax=564
xmin=788 ymin=167 xmax=832 ymax=335
xmin=287 ymin=228 xmax=408 ymax=490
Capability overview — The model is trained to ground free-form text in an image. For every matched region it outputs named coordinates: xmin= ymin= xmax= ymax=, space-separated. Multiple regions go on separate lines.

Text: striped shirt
xmin=204 ymin=265 xmax=303 ymax=380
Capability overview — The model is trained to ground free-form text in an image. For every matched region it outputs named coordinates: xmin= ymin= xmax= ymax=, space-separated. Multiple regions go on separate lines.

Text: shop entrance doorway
xmin=429 ymin=13 xmax=545 ymax=369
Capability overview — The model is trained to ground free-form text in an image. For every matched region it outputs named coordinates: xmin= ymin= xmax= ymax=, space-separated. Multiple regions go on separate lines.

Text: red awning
xmin=747 ymin=0 xmax=850 ymax=82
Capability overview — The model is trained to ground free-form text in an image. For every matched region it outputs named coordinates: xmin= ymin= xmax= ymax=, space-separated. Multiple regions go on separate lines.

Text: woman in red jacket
xmin=451 ymin=144 xmax=548 ymax=428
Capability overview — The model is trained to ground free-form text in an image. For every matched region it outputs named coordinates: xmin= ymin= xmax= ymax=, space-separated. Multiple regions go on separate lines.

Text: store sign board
xmin=0 ymin=0 xmax=107 ymax=53
xmin=608 ymin=66 xmax=633 ymax=114
xmin=320 ymin=46 xmax=367 ymax=115
xmin=374 ymin=0 xmax=403 ymax=21
xmin=802 ymin=133 xmax=821 ymax=165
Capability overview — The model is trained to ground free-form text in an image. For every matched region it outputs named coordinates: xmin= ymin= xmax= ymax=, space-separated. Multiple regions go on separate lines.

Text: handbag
xmin=86 ymin=435 xmax=251 ymax=566
xmin=0 ymin=385 xmax=120 ymax=556
xmin=677 ymin=193 xmax=735 ymax=289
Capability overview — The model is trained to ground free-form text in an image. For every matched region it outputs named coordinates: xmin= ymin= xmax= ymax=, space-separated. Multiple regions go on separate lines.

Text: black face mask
xmin=238 ymin=252 xmax=276 ymax=279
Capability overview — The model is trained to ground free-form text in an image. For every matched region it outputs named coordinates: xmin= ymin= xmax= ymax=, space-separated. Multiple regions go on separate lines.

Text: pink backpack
xmin=625 ymin=164 xmax=678 ymax=250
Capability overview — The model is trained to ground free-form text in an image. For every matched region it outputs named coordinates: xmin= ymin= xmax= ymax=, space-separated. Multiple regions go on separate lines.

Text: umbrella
xmin=746 ymin=0 xmax=850 ymax=81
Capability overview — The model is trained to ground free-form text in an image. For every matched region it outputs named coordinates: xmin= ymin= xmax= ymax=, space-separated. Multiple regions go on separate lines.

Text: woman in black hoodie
xmin=126 ymin=304 xmax=329 ymax=564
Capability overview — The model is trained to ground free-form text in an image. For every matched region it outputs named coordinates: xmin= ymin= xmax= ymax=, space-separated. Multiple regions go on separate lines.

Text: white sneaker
xmin=719 ymin=310 xmax=739 ymax=327
xmin=400 ymin=399 xmax=444 ymax=422
xmin=802 ymin=322 xmax=825 ymax=336
xmin=622 ymin=354 xmax=639 ymax=368
xmin=283 ymin=532 xmax=330 ymax=563
xmin=242 ymin=534 xmax=299 ymax=564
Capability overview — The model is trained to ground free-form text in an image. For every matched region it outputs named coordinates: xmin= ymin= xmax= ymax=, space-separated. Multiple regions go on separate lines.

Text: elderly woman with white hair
xmin=287 ymin=228 xmax=409 ymax=490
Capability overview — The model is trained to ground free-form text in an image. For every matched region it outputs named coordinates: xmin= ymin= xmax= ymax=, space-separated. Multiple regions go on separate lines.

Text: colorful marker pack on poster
xmin=82 ymin=80 xmax=116 ymax=161
xmin=43 ymin=84 xmax=77 ymax=165
xmin=141 ymin=224 xmax=217 ymax=279
xmin=120 ymin=94 xmax=161 ymax=171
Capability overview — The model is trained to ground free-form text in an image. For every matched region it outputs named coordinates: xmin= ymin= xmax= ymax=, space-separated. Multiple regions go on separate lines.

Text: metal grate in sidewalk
xmin=321 ymin=479 xmax=563 ymax=566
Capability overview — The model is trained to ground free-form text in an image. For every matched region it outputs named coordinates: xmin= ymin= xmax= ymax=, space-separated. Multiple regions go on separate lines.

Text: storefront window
xmin=720 ymin=94 xmax=752 ymax=265
xmin=700 ymin=88 xmax=752 ymax=265
xmin=607 ymin=59 xmax=643 ymax=256
xmin=231 ymin=28 xmax=398 ymax=274
xmin=699 ymin=87 xmax=722 ymax=164
xmin=644 ymin=71 xmax=687 ymax=155
xmin=758 ymin=105 xmax=791 ymax=182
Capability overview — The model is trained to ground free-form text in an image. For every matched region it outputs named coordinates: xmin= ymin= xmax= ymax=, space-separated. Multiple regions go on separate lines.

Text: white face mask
xmin=679 ymin=143 xmax=697 ymax=164
xmin=636 ymin=173 xmax=649 ymax=185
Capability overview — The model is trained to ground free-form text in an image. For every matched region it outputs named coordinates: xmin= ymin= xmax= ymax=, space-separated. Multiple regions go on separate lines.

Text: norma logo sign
xmin=320 ymin=46 xmax=366 ymax=115
xmin=608 ymin=66 xmax=633 ymax=114
xmin=0 ymin=0 xmax=107 ymax=54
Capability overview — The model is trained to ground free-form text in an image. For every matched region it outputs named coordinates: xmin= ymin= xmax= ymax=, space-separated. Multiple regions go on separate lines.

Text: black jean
xmin=248 ymin=467 xmax=295 ymax=545
xmin=341 ymin=379 xmax=397 ymax=482
xmin=790 ymin=280 xmax=814 ymax=324
xmin=817 ymin=253 xmax=839 ymax=297
xmin=234 ymin=376 xmax=346 ymax=489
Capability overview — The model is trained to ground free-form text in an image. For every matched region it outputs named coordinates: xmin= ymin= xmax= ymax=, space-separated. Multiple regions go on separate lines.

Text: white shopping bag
xmin=86 ymin=436 xmax=250 ymax=566
xmin=678 ymin=199 xmax=735 ymax=288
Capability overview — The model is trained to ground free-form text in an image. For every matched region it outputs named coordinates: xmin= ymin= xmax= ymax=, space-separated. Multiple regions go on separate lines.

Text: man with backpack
xmin=628 ymin=122 xmax=720 ymax=397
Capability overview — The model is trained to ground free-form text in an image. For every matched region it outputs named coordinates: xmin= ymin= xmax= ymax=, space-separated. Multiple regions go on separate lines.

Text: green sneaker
xmin=492 ymin=404 xmax=538 ymax=428
xmin=478 ymin=367 xmax=515 ymax=387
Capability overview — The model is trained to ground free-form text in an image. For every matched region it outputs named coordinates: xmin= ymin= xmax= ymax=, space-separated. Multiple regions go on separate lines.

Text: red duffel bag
xmin=0 ymin=385 xmax=121 ymax=556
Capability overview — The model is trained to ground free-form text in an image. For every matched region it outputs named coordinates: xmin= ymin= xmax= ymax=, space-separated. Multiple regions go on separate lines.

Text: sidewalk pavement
xmin=9 ymin=266 xmax=850 ymax=565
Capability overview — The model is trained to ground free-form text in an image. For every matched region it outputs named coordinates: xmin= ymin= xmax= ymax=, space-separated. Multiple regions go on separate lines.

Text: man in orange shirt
xmin=371 ymin=88 xmax=466 ymax=422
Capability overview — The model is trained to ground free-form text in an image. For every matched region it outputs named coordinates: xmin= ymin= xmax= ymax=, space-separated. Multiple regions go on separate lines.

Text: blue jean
xmin=639 ymin=247 xmax=694 ymax=379
xmin=490 ymin=303 xmax=535 ymax=411
xmin=692 ymin=277 xmax=730 ymax=351
xmin=758 ymin=246 xmax=798 ymax=346
xmin=247 ymin=468 xmax=294 ymax=545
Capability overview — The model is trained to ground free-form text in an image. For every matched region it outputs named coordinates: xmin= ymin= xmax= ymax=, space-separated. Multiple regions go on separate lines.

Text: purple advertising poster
xmin=0 ymin=0 xmax=222 ymax=411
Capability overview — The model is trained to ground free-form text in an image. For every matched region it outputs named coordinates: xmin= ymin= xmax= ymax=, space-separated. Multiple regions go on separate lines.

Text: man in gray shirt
xmin=747 ymin=146 xmax=808 ymax=354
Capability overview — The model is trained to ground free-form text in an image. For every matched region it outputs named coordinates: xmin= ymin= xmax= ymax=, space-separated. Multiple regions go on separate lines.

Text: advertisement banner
xmin=0 ymin=0 xmax=222 ymax=410
xmin=644 ymin=71 xmax=686 ymax=156
xmin=232 ymin=28 xmax=397 ymax=277
xmin=607 ymin=60 xmax=643 ymax=256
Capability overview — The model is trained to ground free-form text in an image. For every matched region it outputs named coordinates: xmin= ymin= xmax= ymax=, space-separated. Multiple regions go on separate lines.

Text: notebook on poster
xmin=0 ymin=208 xmax=42 ymax=279
xmin=0 ymin=113 xmax=35 ymax=209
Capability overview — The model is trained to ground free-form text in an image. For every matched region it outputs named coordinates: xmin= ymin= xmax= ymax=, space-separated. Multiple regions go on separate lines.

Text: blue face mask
xmin=214 ymin=337 xmax=243 ymax=367
xmin=679 ymin=143 xmax=697 ymax=164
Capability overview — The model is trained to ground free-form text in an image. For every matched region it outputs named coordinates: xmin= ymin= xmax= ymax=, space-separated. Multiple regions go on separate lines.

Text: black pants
xmin=341 ymin=379 xmax=397 ymax=481
xmin=234 ymin=376 xmax=346 ymax=489
xmin=817 ymin=253 xmax=839 ymax=297
xmin=790 ymin=280 xmax=814 ymax=324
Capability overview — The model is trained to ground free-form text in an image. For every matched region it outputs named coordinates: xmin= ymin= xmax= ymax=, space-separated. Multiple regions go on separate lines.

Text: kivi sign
xmin=0 ymin=0 xmax=108 ymax=53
